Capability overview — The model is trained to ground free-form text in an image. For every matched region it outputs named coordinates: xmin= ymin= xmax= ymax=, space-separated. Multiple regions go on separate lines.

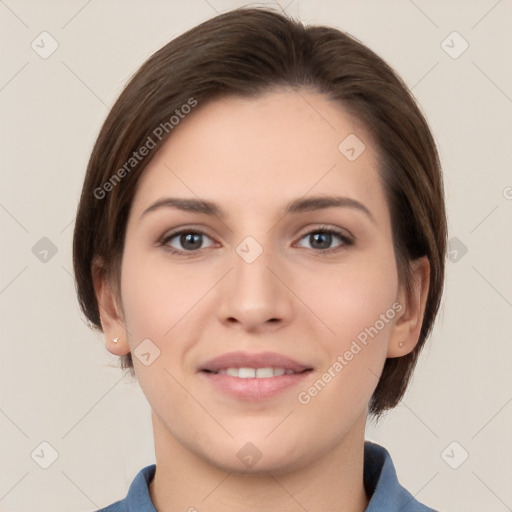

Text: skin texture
xmin=94 ymin=89 xmax=429 ymax=512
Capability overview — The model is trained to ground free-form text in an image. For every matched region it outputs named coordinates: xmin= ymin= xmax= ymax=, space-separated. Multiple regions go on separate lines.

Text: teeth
xmin=239 ymin=367 xmax=256 ymax=378
xmin=216 ymin=367 xmax=292 ymax=378
xmin=256 ymin=367 xmax=274 ymax=378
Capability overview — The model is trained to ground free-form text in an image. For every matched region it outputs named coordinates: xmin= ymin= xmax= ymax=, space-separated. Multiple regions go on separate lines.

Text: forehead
xmin=129 ymin=89 xmax=387 ymax=221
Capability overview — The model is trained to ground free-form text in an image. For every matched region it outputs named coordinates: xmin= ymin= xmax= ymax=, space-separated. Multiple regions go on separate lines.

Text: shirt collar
xmin=112 ymin=442 xmax=435 ymax=511
xmin=363 ymin=442 xmax=436 ymax=511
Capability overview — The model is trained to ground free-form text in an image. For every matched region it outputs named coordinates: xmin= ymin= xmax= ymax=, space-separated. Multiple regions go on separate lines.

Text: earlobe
xmin=387 ymin=256 xmax=430 ymax=358
xmin=92 ymin=258 xmax=131 ymax=356
xmin=105 ymin=334 xmax=131 ymax=356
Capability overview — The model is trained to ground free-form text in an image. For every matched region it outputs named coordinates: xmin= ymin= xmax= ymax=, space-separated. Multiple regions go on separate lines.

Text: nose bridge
xmin=232 ymin=233 xmax=278 ymax=301
xmin=216 ymin=231 xmax=292 ymax=328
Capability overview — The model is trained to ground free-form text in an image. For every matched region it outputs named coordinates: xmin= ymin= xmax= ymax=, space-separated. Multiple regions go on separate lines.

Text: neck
xmin=149 ymin=412 xmax=369 ymax=512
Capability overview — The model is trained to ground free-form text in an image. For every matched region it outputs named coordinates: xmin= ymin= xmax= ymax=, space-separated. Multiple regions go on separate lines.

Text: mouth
xmin=201 ymin=367 xmax=312 ymax=378
xmin=199 ymin=351 xmax=314 ymax=400
xmin=199 ymin=350 xmax=313 ymax=375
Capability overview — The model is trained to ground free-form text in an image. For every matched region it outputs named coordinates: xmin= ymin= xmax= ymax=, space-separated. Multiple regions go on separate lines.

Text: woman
xmin=73 ymin=7 xmax=446 ymax=511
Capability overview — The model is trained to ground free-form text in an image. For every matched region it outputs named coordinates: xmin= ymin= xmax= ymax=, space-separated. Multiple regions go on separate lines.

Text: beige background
xmin=1 ymin=1 xmax=511 ymax=511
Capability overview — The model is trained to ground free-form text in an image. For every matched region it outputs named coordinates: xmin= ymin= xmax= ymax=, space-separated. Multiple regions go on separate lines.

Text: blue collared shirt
xmin=96 ymin=442 xmax=437 ymax=511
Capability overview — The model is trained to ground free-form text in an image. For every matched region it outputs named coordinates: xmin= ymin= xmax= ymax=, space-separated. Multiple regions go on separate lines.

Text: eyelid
xmin=296 ymin=223 xmax=354 ymax=242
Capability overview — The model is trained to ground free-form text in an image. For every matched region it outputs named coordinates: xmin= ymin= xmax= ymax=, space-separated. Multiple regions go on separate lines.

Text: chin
xmin=203 ymin=435 xmax=310 ymax=475
xmin=213 ymin=452 xmax=304 ymax=476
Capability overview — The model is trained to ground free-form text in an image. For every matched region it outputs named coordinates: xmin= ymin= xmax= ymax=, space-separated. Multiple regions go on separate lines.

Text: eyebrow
xmin=139 ymin=195 xmax=376 ymax=224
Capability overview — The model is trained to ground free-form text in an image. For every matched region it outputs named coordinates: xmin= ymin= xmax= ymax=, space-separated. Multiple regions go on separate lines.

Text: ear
xmin=387 ymin=256 xmax=430 ymax=358
xmin=92 ymin=258 xmax=131 ymax=356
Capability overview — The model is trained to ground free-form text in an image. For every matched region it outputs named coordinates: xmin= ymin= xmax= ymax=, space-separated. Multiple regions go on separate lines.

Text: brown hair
xmin=73 ymin=7 xmax=446 ymax=416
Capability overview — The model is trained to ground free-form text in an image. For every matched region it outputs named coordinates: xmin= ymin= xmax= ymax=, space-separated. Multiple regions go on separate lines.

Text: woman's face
xmin=100 ymin=89 xmax=425 ymax=473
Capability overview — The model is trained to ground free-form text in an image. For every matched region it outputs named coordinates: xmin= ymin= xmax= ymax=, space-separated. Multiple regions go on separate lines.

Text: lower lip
xmin=200 ymin=371 xmax=312 ymax=401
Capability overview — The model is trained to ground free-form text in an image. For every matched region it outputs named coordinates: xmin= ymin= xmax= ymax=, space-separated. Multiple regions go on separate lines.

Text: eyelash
xmin=157 ymin=226 xmax=354 ymax=256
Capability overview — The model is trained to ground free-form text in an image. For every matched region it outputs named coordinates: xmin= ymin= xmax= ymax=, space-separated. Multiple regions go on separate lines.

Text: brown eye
xmin=296 ymin=228 xmax=353 ymax=253
xmin=161 ymin=230 xmax=214 ymax=253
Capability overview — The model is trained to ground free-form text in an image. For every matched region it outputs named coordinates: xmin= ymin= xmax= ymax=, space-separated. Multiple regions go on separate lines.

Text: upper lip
xmin=200 ymin=351 xmax=313 ymax=373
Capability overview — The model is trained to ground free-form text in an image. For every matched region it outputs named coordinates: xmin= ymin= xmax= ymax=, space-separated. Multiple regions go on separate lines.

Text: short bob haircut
xmin=73 ymin=7 xmax=447 ymax=417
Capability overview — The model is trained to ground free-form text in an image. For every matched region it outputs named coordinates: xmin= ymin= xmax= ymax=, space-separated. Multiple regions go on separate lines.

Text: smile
xmin=204 ymin=367 xmax=304 ymax=378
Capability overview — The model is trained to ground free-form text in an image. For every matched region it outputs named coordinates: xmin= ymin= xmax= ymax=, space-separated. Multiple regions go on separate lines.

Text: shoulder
xmin=364 ymin=441 xmax=439 ymax=511
xmin=93 ymin=464 xmax=157 ymax=512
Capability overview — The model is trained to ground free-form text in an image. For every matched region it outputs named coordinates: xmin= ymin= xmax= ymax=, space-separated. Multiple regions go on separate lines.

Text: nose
xmin=215 ymin=239 xmax=294 ymax=333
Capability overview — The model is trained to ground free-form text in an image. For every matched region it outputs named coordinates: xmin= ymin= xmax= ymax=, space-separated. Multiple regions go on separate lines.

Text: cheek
xmin=296 ymin=267 xmax=398 ymax=414
xmin=307 ymin=253 xmax=398 ymax=340
xmin=119 ymin=245 xmax=224 ymax=366
xmin=299 ymin=250 xmax=399 ymax=410
xmin=119 ymin=248 xmax=186 ymax=343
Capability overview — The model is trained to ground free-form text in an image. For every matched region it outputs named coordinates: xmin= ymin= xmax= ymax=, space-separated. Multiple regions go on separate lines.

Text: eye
xmin=295 ymin=227 xmax=353 ymax=253
xmin=160 ymin=230 xmax=215 ymax=254
xmin=158 ymin=226 xmax=353 ymax=256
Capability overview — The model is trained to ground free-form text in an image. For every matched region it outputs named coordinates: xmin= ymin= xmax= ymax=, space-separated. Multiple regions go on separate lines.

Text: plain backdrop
xmin=1 ymin=1 xmax=511 ymax=511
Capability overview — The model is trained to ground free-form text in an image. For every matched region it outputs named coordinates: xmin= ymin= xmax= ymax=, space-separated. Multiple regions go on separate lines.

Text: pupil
xmin=181 ymin=233 xmax=202 ymax=250
xmin=311 ymin=233 xmax=331 ymax=249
